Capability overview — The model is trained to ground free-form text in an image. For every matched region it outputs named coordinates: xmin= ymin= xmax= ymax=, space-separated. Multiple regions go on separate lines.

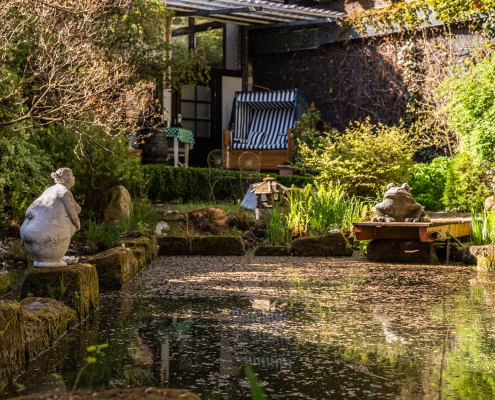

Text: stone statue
xmin=372 ymin=183 xmax=429 ymax=223
xmin=20 ymin=168 xmax=81 ymax=267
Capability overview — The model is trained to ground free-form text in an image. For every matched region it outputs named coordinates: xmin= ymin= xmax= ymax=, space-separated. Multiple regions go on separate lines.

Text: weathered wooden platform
xmin=353 ymin=219 xmax=471 ymax=242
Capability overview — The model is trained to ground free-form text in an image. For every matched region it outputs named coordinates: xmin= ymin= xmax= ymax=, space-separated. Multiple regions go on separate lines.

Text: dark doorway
xmin=173 ymin=76 xmax=222 ymax=167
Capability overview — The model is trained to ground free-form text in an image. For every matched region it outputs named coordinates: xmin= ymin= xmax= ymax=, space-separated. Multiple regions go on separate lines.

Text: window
xmin=171 ymin=17 xmax=224 ymax=69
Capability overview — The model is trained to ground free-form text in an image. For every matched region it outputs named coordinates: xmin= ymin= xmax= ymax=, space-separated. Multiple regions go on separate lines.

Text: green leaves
xmin=296 ymin=118 xmax=416 ymax=199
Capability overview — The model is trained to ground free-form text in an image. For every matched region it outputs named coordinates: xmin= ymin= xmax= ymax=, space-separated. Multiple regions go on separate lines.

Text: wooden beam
xmin=175 ymin=6 xmax=262 ymax=17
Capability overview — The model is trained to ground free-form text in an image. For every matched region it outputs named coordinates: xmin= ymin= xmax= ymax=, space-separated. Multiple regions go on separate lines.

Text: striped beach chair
xmin=224 ymin=89 xmax=308 ymax=170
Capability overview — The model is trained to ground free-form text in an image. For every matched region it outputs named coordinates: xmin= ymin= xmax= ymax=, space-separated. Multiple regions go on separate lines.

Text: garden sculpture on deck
xmin=372 ymin=183 xmax=429 ymax=223
xmin=20 ymin=167 xmax=81 ymax=267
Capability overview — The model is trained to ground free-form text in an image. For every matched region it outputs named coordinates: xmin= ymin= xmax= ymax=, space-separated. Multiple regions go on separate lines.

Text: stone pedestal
xmin=366 ymin=240 xmax=437 ymax=264
xmin=20 ymin=264 xmax=99 ymax=321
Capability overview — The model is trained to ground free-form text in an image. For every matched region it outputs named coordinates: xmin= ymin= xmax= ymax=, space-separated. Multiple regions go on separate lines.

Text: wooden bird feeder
xmin=251 ymin=175 xmax=288 ymax=219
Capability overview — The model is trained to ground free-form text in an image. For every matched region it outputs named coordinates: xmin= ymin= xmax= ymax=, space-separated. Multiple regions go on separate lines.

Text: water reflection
xmin=6 ymin=257 xmax=495 ymax=399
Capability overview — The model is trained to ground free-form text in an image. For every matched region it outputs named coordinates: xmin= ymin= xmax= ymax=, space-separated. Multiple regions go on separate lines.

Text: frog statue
xmin=372 ymin=183 xmax=429 ymax=223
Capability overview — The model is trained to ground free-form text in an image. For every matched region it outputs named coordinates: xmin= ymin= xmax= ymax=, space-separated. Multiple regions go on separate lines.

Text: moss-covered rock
xmin=128 ymin=246 xmax=148 ymax=270
xmin=0 ymin=270 xmax=12 ymax=295
xmin=470 ymin=244 xmax=495 ymax=271
xmin=88 ymin=247 xmax=137 ymax=289
xmin=21 ymin=297 xmax=77 ymax=348
xmin=20 ymin=306 xmax=49 ymax=363
xmin=190 ymin=236 xmax=245 ymax=256
xmin=292 ymin=233 xmax=352 ymax=257
xmin=119 ymin=232 xmax=158 ymax=264
xmin=12 ymin=387 xmax=200 ymax=400
xmin=20 ymin=264 xmax=99 ymax=321
xmin=0 ymin=300 xmax=25 ymax=389
xmin=254 ymin=245 xmax=292 ymax=256
xmin=157 ymin=236 xmax=190 ymax=256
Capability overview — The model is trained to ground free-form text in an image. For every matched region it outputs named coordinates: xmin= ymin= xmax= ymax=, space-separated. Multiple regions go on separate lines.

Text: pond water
xmin=4 ymin=254 xmax=495 ymax=399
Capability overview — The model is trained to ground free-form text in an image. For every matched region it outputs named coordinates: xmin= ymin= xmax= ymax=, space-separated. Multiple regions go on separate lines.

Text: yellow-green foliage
xmin=297 ymin=118 xmax=416 ymax=198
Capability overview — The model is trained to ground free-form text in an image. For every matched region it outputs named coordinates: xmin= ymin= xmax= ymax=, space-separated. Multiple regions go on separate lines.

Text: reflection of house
xmin=138 ymin=300 xmax=293 ymax=388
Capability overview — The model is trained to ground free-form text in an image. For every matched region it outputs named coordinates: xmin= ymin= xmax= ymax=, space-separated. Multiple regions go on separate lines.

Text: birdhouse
xmin=251 ymin=176 xmax=288 ymax=219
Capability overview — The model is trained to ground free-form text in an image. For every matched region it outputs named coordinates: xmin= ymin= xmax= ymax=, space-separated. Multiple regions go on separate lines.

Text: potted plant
xmin=277 ymin=161 xmax=295 ymax=176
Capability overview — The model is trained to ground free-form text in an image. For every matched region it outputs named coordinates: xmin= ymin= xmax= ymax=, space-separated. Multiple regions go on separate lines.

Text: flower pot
xmin=277 ymin=165 xmax=294 ymax=176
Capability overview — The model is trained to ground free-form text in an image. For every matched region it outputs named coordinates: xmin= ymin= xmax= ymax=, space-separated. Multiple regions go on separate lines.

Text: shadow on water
xmin=5 ymin=256 xmax=495 ymax=399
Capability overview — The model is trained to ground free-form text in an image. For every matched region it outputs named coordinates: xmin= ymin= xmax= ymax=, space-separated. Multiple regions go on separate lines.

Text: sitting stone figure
xmin=20 ymin=168 xmax=81 ymax=267
xmin=372 ymin=183 xmax=429 ymax=222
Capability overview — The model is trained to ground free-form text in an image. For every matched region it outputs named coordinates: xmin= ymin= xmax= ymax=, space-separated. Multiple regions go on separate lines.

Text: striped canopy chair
xmin=223 ymin=89 xmax=308 ymax=170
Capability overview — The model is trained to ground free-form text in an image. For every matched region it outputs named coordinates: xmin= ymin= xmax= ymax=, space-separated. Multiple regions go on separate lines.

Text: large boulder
xmin=292 ymin=233 xmax=352 ymax=257
xmin=20 ymin=264 xmax=99 ymax=321
xmin=103 ymin=185 xmax=131 ymax=222
xmin=0 ymin=300 xmax=25 ymax=389
xmin=187 ymin=207 xmax=231 ymax=235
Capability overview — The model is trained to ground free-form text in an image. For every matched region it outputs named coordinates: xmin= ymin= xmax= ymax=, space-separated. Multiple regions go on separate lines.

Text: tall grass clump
xmin=264 ymin=205 xmax=291 ymax=246
xmin=470 ymin=207 xmax=495 ymax=245
xmin=285 ymin=182 xmax=370 ymax=237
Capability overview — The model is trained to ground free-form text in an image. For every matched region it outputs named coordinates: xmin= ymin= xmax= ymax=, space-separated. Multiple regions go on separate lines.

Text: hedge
xmin=141 ymin=165 xmax=314 ymax=203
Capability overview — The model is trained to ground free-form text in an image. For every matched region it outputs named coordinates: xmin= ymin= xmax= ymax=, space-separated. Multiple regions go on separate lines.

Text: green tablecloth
xmin=164 ymin=127 xmax=195 ymax=144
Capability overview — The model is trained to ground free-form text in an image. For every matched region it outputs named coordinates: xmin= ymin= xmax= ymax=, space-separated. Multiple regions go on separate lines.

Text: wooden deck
xmin=353 ymin=219 xmax=472 ymax=243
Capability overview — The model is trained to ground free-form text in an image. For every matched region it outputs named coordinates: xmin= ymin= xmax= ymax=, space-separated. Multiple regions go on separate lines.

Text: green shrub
xmin=296 ymin=118 xmax=417 ymax=198
xmin=142 ymin=165 xmax=315 ymax=204
xmin=438 ymin=53 xmax=495 ymax=166
xmin=442 ymin=153 xmax=492 ymax=211
xmin=0 ymin=125 xmax=53 ymax=227
xmin=409 ymin=157 xmax=450 ymax=211
xmin=38 ymin=124 xmax=141 ymax=218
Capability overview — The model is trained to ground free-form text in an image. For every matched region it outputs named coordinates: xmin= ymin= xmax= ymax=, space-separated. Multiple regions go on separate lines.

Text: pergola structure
xmin=164 ymin=0 xmax=345 ymax=28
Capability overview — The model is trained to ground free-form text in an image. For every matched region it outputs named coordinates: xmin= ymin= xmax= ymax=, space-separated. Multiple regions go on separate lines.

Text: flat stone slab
xmin=254 ymin=245 xmax=292 ymax=256
xmin=292 ymin=233 xmax=352 ymax=257
xmin=190 ymin=236 xmax=245 ymax=256
xmin=0 ymin=300 xmax=25 ymax=389
xmin=20 ymin=264 xmax=99 ymax=321
xmin=88 ymin=247 xmax=138 ymax=290
xmin=367 ymin=240 xmax=437 ymax=264
xmin=20 ymin=297 xmax=77 ymax=362
xmin=158 ymin=236 xmax=191 ymax=256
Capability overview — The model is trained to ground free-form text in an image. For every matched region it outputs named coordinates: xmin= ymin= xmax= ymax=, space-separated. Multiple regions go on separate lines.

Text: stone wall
xmin=250 ymin=26 xmax=491 ymax=130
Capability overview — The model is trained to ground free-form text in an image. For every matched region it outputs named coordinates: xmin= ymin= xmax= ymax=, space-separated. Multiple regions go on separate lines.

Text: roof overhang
xmin=164 ymin=0 xmax=345 ymax=27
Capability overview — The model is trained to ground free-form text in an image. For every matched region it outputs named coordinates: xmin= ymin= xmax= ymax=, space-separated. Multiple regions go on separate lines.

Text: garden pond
xmin=3 ymin=254 xmax=495 ymax=399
